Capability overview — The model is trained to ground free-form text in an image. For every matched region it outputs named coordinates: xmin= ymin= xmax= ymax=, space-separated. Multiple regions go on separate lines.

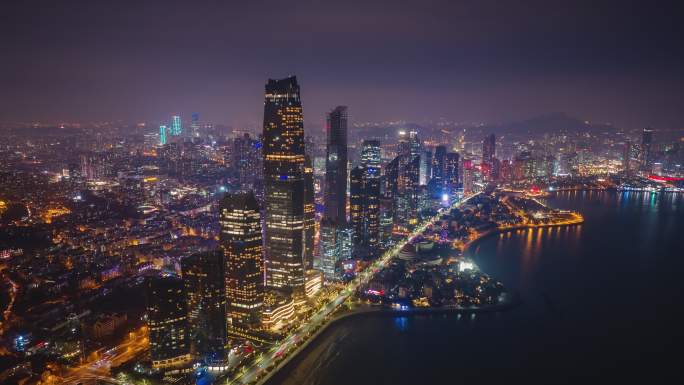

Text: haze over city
xmin=1 ymin=0 xmax=683 ymax=129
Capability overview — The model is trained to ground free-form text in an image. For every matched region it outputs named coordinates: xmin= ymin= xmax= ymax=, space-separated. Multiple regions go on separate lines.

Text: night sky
xmin=1 ymin=0 xmax=682 ymax=130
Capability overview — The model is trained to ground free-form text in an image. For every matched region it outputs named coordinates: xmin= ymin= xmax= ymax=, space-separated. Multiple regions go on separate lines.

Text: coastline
xmin=256 ymin=202 xmax=583 ymax=385
xmin=462 ymin=218 xmax=584 ymax=257
xmin=260 ymin=297 xmax=523 ymax=385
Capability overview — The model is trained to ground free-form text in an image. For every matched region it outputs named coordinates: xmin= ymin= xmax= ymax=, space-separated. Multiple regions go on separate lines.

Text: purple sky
xmin=1 ymin=0 xmax=682 ymax=130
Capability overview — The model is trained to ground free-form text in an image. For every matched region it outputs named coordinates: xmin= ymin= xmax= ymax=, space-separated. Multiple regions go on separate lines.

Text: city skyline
xmin=2 ymin=2 xmax=684 ymax=384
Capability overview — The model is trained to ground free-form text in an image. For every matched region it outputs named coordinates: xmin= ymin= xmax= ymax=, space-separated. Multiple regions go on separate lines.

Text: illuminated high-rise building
xmin=378 ymin=196 xmax=394 ymax=248
xmin=337 ymin=225 xmax=354 ymax=261
xmin=159 ymin=125 xmax=168 ymax=145
xmin=364 ymin=172 xmax=380 ymax=257
xmin=146 ymin=276 xmax=191 ymax=369
xmin=319 ymin=218 xmax=338 ymax=280
xmin=445 ymin=152 xmax=460 ymax=192
xmin=303 ymin=155 xmax=315 ymax=270
xmin=181 ymin=251 xmax=227 ymax=365
xmin=641 ymin=127 xmax=654 ymax=170
xmin=170 ymin=115 xmax=182 ymax=136
xmin=383 ymin=156 xmax=400 ymax=199
xmin=360 ymin=140 xmax=381 ymax=257
xmin=191 ymin=112 xmax=200 ymax=138
xmin=420 ymin=150 xmax=432 ymax=185
xmin=233 ymin=134 xmax=264 ymax=195
xmin=220 ymin=191 xmax=264 ymax=333
xmin=324 ymin=106 xmax=348 ymax=224
xmin=622 ymin=140 xmax=631 ymax=173
xmin=349 ymin=166 xmax=364 ymax=247
xmin=349 ymin=165 xmax=380 ymax=258
xmin=262 ymin=76 xmax=306 ymax=295
xmin=482 ymin=134 xmax=496 ymax=165
xmin=398 ymin=130 xmax=410 ymax=158
xmin=409 ymin=130 xmax=422 ymax=159
xmin=361 ymin=140 xmax=381 ymax=179
xmin=482 ymin=134 xmax=496 ymax=180
xmin=432 ymin=145 xmax=447 ymax=183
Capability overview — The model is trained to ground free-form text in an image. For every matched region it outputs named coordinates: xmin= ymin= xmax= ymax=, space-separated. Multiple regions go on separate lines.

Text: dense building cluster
xmin=1 ymin=76 xmax=683 ymax=384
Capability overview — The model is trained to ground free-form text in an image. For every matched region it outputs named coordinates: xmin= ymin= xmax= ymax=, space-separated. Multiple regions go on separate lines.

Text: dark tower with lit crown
xmin=324 ymin=106 xmax=349 ymax=225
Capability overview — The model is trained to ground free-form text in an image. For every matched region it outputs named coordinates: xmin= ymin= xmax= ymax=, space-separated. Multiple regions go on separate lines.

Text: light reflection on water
xmin=394 ymin=316 xmax=409 ymax=331
xmin=272 ymin=191 xmax=684 ymax=385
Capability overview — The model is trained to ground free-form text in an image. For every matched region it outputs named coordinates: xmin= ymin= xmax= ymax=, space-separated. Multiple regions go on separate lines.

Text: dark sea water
xmin=268 ymin=191 xmax=684 ymax=385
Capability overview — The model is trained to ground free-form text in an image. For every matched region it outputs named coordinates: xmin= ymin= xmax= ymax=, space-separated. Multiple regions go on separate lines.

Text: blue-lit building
xmin=159 ymin=125 xmax=168 ymax=145
xmin=170 ymin=115 xmax=182 ymax=136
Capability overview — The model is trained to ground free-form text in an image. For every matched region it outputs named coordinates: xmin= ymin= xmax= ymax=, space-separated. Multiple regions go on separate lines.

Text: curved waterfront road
xmin=226 ymin=196 xmax=475 ymax=385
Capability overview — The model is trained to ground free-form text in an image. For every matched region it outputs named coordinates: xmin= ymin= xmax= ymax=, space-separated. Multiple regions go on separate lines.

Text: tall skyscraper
xmin=181 ymin=251 xmax=227 ymax=365
xmin=262 ymin=76 xmax=306 ymax=295
xmin=337 ymin=226 xmax=354 ymax=261
xmin=349 ymin=164 xmax=381 ymax=258
xmin=233 ymin=134 xmax=264 ymax=194
xmin=419 ymin=149 xmax=432 ymax=185
xmin=159 ymin=125 xmax=168 ymax=145
xmin=170 ymin=115 xmax=182 ymax=136
xmin=482 ymin=134 xmax=496 ymax=165
xmin=349 ymin=166 xmax=364 ymax=247
xmin=360 ymin=140 xmax=382 ymax=257
xmin=482 ymin=134 xmax=496 ymax=180
xmin=432 ymin=145 xmax=447 ymax=183
xmin=191 ymin=112 xmax=200 ymax=138
xmin=361 ymin=140 xmax=381 ymax=177
xmin=383 ymin=156 xmax=400 ymax=199
xmin=220 ymin=191 xmax=265 ymax=333
xmin=409 ymin=130 xmax=422 ymax=159
xmin=324 ymin=106 xmax=349 ymax=224
xmin=622 ymin=140 xmax=632 ymax=173
xmin=146 ymin=276 xmax=191 ymax=369
xmin=641 ymin=127 xmax=654 ymax=170
xmin=303 ymin=155 xmax=315 ymax=270
xmin=445 ymin=152 xmax=460 ymax=192
xmin=319 ymin=218 xmax=338 ymax=280
xmin=364 ymin=172 xmax=380 ymax=257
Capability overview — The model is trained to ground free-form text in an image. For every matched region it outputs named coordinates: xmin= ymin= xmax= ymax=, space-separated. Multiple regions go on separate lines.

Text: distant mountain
xmin=505 ymin=112 xmax=592 ymax=135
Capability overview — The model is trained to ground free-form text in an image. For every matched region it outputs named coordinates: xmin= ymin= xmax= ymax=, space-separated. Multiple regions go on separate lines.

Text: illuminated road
xmin=57 ymin=326 xmax=148 ymax=385
xmin=59 ymin=196 xmax=481 ymax=385
xmin=226 ymin=196 xmax=474 ymax=385
xmin=0 ymin=266 xmax=19 ymax=337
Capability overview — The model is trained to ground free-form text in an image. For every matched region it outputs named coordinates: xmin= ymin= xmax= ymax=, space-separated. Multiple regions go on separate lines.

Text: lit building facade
xmin=170 ymin=115 xmax=182 ymax=136
xmin=190 ymin=112 xmax=199 ymax=138
xmin=261 ymin=293 xmax=296 ymax=331
xmin=146 ymin=276 xmax=191 ymax=369
xmin=361 ymin=140 xmax=382 ymax=178
xmin=319 ymin=218 xmax=338 ymax=280
xmin=262 ymin=76 xmax=307 ymax=295
xmin=220 ymin=191 xmax=264 ymax=333
xmin=349 ymin=166 xmax=364 ymax=246
xmin=641 ymin=127 xmax=654 ymax=170
xmin=482 ymin=134 xmax=496 ymax=165
xmin=303 ymin=155 xmax=315 ymax=270
xmin=444 ymin=152 xmax=460 ymax=192
xmin=181 ymin=251 xmax=227 ymax=365
xmin=159 ymin=125 xmax=168 ymax=145
xmin=233 ymin=133 xmax=264 ymax=197
xmin=305 ymin=270 xmax=323 ymax=298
